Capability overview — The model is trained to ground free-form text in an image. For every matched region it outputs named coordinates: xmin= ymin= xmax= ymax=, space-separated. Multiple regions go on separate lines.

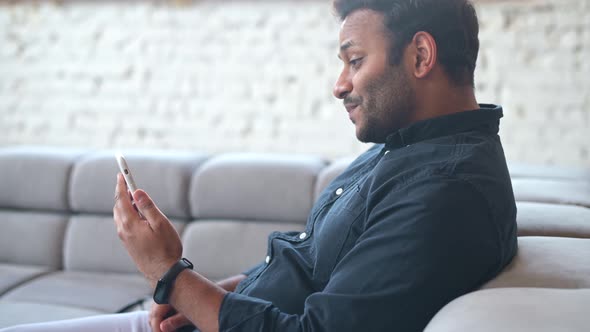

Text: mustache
xmin=343 ymin=96 xmax=363 ymax=106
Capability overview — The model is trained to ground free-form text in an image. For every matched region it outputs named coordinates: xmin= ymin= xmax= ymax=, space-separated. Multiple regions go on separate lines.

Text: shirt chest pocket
xmin=311 ymin=186 xmax=365 ymax=284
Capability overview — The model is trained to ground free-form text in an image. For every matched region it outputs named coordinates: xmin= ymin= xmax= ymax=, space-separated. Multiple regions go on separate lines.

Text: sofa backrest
xmin=1 ymin=147 xmax=589 ymax=284
xmin=0 ymin=147 xmax=327 ymax=280
xmin=64 ymin=151 xmax=207 ymax=274
xmin=184 ymin=153 xmax=325 ymax=280
xmin=0 ymin=147 xmax=84 ymax=269
xmin=483 ymin=236 xmax=590 ymax=289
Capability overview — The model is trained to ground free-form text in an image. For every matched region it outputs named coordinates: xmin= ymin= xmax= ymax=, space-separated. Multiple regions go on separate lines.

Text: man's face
xmin=334 ymin=9 xmax=416 ymax=143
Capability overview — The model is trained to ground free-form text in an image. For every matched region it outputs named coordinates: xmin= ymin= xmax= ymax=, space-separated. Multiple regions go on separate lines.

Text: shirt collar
xmin=385 ymin=104 xmax=503 ymax=149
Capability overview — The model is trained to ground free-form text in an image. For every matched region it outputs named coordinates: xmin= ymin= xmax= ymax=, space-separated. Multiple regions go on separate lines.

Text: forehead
xmin=339 ymin=9 xmax=389 ymax=47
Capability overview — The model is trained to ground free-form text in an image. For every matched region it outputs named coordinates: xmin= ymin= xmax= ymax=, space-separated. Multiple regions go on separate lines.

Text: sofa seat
xmin=424 ymin=288 xmax=590 ymax=332
xmin=0 ymin=264 xmax=53 ymax=296
xmin=0 ymin=301 xmax=104 ymax=328
xmin=1 ymin=271 xmax=150 ymax=313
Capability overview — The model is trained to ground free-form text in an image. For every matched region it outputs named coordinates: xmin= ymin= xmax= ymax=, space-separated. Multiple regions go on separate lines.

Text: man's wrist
xmin=169 ymin=268 xmax=193 ymax=300
xmin=149 ymin=258 xmax=182 ymax=287
xmin=153 ymin=258 xmax=194 ymax=304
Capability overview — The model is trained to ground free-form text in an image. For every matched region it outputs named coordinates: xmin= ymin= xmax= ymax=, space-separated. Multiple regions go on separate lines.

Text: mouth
xmin=345 ymin=103 xmax=359 ymax=113
xmin=344 ymin=103 xmax=359 ymax=122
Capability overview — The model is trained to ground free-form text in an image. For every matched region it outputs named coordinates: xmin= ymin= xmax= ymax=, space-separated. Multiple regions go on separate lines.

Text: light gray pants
xmin=0 ymin=311 xmax=151 ymax=332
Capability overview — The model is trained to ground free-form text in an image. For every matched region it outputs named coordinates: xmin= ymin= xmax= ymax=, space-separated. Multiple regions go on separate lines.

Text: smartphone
xmin=115 ymin=153 xmax=138 ymax=193
xmin=115 ymin=153 xmax=145 ymax=218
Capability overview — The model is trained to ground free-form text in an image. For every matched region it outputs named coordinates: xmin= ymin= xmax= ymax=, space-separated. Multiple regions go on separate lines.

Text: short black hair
xmin=333 ymin=0 xmax=479 ymax=87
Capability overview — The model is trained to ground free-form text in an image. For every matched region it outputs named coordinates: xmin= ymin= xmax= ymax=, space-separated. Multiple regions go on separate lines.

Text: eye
xmin=349 ymin=57 xmax=363 ymax=69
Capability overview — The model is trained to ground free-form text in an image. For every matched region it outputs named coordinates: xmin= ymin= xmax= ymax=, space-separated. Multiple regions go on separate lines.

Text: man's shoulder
xmin=365 ymin=132 xmax=515 ymax=221
xmin=374 ymin=130 xmax=506 ymax=184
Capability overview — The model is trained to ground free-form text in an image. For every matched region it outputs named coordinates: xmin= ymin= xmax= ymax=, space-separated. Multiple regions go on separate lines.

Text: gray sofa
xmin=1 ymin=146 xmax=589 ymax=330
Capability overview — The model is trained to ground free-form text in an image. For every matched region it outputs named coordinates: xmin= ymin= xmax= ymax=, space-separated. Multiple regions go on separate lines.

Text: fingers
xmin=113 ymin=173 xmax=140 ymax=235
xmin=161 ymin=312 xmax=193 ymax=332
xmin=149 ymin=303 xmax=173 ymax=332
xmin=132 ymin=190 xmax=165 ymax=228
xmin=115 ymin=173 xmax=134 ymax=211
xmin=114 ymin=173 xmax=123 ymax=203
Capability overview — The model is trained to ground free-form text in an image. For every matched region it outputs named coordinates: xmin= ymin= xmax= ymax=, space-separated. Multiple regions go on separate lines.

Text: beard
xmin=349 ymin=64 xmax=416 ymax=143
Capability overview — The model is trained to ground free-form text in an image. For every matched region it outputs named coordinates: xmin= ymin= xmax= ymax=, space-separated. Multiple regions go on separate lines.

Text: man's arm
xmin=114 ymin=173 xmax=229 ymax=331
xmin=149 ymin=274 xmax=247 ymax=332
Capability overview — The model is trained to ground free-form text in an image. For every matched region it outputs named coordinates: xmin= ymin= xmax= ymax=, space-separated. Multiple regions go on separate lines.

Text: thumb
xmin=133 ymin=190 xmax=164 ymax=223
xmin=161 ymin=313 xmax=192 ymax=332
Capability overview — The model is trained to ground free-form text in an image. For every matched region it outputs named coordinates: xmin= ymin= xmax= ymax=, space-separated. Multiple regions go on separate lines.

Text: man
xmin=2 ymin=0 xmax=517 ymax=331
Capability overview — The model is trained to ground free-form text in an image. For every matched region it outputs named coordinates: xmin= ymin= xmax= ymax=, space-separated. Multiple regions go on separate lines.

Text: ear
xmin=409 ymin=31 xmax=437 ymax=79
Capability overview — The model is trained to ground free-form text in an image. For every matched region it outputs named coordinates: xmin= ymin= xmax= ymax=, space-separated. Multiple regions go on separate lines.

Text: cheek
xmin=351 ymin=70 xmax=371 ymax=94
xmin=351 ymin=64 xmax=386 ymax=98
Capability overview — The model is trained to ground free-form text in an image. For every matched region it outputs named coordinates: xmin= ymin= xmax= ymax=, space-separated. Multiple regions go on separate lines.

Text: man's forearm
xmin=217 ymin=274 xmax=247 ymax=292
xmin=168 ymin=269 xmax=228 ymax=332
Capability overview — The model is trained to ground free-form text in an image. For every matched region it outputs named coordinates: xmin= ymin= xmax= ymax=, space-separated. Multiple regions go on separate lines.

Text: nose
xmin=333 ymin=69 xmax=352 ymax=99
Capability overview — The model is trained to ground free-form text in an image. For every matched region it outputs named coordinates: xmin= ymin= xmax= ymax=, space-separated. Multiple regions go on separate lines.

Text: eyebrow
xmin=340 ymin=40 xmax=355 ymax=52
xmin=337 ymin=40 xmax=356 ymax=60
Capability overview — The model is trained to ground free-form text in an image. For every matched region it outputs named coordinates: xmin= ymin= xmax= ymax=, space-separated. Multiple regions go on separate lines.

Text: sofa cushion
xmin=508 ymin=162 xmax=590 ymax=181
xmin=0 ymin=211 xmax=68 ymax=267
xmin=424 ymin=288 xmax=590 ymax=332
xmin=0 ymin=301 xmax=104 ymax=329
xmin=190 ymin=154 xmax=324 ymax=223
xmin=0 ymin=147 xmax=83 ymax=211
xmin=512 ymin=178 xmax=590 ymax=207
xmin=517 ymin=202 xmax=590 ymax=238
xmin=0 ymin=264 xmax=52 ymax=296
xmin=1 ymin=271 xmax=150 ymax=313
xmin=182 ymin=220 xmax=303 ymax=281
xmin=64 ymin=215 xmax=185 ymax=274
xmin=483 ymin=236 xmax=590 ymax=289
xmin=69 ymin=151 xmax=207 ymax=219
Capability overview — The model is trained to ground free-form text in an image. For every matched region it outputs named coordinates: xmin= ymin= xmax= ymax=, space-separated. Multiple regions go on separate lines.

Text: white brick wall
xmin=0 ymin=0 xmax=588 ymax=167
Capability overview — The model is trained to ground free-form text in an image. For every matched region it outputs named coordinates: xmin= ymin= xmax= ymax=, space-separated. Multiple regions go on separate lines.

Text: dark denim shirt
xmin=217 ymin=104 xmax=518 ymax=332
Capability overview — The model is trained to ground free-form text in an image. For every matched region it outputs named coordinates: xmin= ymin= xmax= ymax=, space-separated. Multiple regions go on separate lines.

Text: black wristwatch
xmin=153 ymin=258 xmax=194 ymax=304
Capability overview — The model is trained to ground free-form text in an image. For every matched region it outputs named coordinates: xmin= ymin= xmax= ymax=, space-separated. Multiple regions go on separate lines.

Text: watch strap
xmin=153 ymin=258 xmax=193 ymax=304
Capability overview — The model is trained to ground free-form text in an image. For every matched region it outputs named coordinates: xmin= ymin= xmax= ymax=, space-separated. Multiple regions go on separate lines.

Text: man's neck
xmin=414 ymin=84 xmax=479 ymax=122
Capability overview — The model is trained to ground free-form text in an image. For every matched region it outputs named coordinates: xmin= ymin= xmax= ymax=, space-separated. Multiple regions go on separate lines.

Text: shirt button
xmin=336 ymin=188 xmax=343 ymax=195
xmin=265 ymin=255 xmax=271 ymax=264
xmin=299 ymin=232 xmax=307 ymax=240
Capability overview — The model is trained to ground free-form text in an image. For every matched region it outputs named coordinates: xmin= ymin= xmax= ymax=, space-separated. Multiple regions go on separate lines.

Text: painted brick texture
xmin=0 ymin=0 xmax=588 ymax=167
